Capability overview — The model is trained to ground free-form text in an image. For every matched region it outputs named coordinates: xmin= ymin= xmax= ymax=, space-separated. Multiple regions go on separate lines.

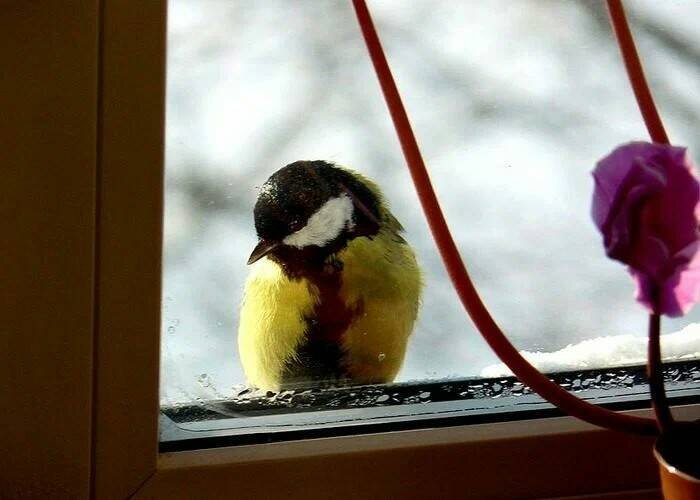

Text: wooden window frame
xmin=5 ymin=2 xmax=700 ymax=498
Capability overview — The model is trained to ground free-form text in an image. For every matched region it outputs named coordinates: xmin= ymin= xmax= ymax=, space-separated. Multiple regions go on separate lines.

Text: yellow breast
xmin=238 ymin=258 xmax=319 ymax=391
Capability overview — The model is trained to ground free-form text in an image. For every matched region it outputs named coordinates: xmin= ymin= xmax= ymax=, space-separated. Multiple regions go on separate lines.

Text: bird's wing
xmin=238 ymin=258 xmax=317 ymax=391
xmin=338 ymin=227 xmax=423 ymax=384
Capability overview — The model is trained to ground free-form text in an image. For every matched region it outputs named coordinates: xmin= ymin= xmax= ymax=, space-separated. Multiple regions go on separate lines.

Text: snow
xmin=481 ymin=323 xmax=700 ymax=378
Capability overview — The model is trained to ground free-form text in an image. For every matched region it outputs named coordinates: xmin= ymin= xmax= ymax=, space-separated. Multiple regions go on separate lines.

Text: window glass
xmin=162 ymin=0 xmax=700 ymax=429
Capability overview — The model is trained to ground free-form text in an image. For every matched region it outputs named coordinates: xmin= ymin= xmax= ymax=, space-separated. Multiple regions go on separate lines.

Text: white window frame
xmin=5 ymin=2 xmax=700 ymax=498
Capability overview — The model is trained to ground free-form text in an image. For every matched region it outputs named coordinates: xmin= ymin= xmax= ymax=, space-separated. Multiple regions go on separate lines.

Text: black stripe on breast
xmin=279 ymin=258 xmax=363 ymax=388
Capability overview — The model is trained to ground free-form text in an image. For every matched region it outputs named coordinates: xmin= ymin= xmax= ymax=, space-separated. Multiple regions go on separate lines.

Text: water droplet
xmin=197 ymin=373 xmax=210 ymax=387
xmin=376 ymin=394 xmax=389 ymax=403
xmin=167 ymin=326 xmax=175 ymax=334
xmin=377 ymin=353 xmax=386 ymax=362
xmin=419 ymin=391 xmax=430 ymax=400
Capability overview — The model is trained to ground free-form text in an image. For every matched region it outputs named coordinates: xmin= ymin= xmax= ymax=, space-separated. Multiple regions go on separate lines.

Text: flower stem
xmin=352 ymin=0 xmax=657 ymax=435
xmin=608 ymin=0 xmax=676 ymax=435
xmin=648 ymin=312 xmax=674 ymax=433
xmin=606 ymin=0 xmax=669 ymax=145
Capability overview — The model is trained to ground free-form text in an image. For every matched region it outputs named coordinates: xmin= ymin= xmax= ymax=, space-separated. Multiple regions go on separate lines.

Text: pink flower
xmin=592 ymin=142 xmax=700 ymax=317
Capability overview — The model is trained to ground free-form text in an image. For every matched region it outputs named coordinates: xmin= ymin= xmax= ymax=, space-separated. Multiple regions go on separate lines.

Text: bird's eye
xmin=289 ymin=220 xmax=304 ymax=233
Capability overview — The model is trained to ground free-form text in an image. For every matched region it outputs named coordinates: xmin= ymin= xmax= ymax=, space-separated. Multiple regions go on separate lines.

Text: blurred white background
xmin=162 ymin=0 xmax=700 ymax=403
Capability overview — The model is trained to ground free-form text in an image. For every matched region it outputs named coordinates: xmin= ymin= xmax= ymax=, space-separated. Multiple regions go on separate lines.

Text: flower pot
xmin=654 ymin=424 xmax=700 ymax=499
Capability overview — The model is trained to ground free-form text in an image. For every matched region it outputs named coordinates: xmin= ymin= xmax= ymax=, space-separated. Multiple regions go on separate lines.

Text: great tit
xmin=238 ymin=160 xmax=422 ymax=391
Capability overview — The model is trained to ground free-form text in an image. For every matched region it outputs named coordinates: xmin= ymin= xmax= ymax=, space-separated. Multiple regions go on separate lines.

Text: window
xmin=161 ymin=0 xmax=700 ymax=451
xmin=8 ymin=1 xmax=700 ymax=498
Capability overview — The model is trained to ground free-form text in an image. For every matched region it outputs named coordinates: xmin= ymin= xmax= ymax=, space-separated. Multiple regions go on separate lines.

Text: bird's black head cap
xmin=251 ymin=161 xmax=381 ymax=267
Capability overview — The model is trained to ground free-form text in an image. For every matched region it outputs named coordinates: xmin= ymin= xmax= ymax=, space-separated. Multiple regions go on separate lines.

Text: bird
xmin=238 ymin=160 xmax=422 ymax=392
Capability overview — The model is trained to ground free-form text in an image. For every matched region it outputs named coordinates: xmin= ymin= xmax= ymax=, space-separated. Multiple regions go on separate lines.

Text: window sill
xmin=160 ymin=360 xmax=700 ymax=452
xmin=136 ymin=404 xmax=700 ymax=499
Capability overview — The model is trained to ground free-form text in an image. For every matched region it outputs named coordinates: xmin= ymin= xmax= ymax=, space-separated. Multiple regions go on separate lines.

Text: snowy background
xmin=162 ymin=0 xmax=700 ymax=404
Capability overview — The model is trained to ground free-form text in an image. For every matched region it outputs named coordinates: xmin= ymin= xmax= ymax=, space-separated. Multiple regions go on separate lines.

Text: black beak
xmin=247 ymin=239 xmax=280 ymax=265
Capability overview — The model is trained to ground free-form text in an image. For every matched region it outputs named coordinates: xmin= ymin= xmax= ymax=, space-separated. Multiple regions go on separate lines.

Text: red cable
xmin=351 ymin=0 xmax=657 ymax=435
xmin=606 ymin=0 xmax=669 ymax=145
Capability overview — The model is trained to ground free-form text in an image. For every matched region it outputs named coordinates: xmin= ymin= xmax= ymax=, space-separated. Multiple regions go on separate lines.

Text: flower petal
xmin=660 ymin=241 xmax=700 ymax=317
xmin=592 ymin=141 xmax=700 ymax=317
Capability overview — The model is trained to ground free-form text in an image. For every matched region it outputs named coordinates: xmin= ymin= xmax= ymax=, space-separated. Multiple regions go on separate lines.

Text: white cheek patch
xmin=283 ymin=194 xmax=354 ymax=248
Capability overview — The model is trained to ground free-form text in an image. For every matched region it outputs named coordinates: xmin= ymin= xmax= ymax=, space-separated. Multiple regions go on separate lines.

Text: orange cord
xmin=606 ymin=0 xmax=669 ymax=144
xmin=352 ymin=0 xmax=658 ymax=435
